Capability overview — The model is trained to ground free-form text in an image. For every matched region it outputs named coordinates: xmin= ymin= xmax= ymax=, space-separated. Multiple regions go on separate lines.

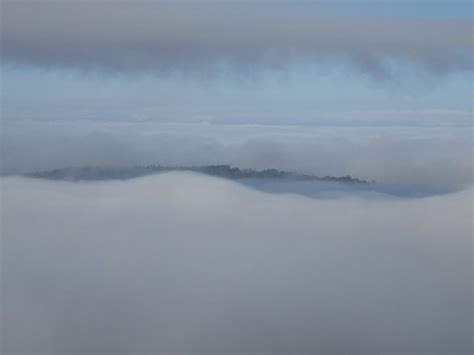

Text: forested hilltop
xmin=24 ymin=165 xmax=370 ymax=184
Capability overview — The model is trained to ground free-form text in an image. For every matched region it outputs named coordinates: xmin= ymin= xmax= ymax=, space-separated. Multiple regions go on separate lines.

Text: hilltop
xmin=25 ymin=165 xmax=370 ymax=184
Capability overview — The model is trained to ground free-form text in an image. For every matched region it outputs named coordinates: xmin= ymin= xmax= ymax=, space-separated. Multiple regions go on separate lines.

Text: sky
xmin=1 ymin=0 xmax=473 ymax=126
xmin=1 ymin=0 xmax=473 ymax=188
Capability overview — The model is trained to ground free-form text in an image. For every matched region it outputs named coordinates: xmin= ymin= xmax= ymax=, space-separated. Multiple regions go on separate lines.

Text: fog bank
xmin=1 ymin=173 xmax=472 ymax=354
xmin=2 ymin=121 xmax=472 ymax=190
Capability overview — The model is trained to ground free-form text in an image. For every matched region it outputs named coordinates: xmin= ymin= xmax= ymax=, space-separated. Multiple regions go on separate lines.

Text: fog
xmin=1 ymin=173 xmax=472 ymax=354
xmin=2 ymin=1 xmax=472 ymax=76
xmin=2 ymin=121 xmax=472 ymax=190
xmin=1 ymin=1 xmax=472 ymax=353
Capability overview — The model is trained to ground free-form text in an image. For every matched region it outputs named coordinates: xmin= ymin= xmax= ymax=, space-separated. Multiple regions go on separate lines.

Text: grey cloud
xmin=1 ymin=1 xmax=472 ymax=75
xmin=2 ymin=121 xmax=472 ymax=189
xmin=1 ymin=174 xmax=472 ymax=353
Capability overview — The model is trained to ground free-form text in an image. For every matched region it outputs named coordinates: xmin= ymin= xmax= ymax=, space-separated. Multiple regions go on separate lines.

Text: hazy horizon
xmin=1 ymin=1 xmax=472 ymax=354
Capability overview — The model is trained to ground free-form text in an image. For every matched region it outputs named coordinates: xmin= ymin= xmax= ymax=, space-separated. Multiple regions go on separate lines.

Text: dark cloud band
xmin=2 ymin=1 xmax=472 ymax=75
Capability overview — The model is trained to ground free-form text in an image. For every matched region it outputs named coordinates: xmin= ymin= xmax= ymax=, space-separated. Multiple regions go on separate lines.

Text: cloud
xmin=2 ymin=121 xmax=472 ymax=189
xmin=1 ymin=1 xmax=472 ymax=76
xmin=1 ymin=173 xmax=472 ymax=354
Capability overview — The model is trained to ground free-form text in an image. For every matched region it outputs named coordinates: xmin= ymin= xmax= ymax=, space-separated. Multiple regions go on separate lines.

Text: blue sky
xmin=2 ymin=58 xmax=472 ymax=126
xmin=313 ymin=0 xmax=473 ymax=19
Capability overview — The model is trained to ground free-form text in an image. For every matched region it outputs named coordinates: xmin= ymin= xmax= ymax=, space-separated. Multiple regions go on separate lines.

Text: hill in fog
xmin=25 ymin=164 xmax=371 ymax=184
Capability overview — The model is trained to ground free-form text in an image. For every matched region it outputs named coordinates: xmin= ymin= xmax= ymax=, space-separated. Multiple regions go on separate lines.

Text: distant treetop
xmin=25 ymin=164 xmax=370 ymax=184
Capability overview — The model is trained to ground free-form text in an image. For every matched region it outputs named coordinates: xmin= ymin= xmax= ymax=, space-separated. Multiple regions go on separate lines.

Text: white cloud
xmin=2 ymin=173 xmax=472 ymax=353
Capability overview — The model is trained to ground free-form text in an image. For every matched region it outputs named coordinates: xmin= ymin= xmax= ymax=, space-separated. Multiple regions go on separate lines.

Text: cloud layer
xmin=2 ymin=1 xmax=472 ymax=76
xmin=1 ymin=173 xmax=472 ymax=354
xmin=2 ymin=121 xmax=472 ymax=189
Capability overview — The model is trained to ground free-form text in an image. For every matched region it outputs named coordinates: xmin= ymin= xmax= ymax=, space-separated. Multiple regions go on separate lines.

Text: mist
xmin=1 ymin=173 xmax=472 ymax=354
xmin=2 ymin=121 xmax=472 ymax=190
xmin=1 ymin=1 xmax=472 ymax=353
